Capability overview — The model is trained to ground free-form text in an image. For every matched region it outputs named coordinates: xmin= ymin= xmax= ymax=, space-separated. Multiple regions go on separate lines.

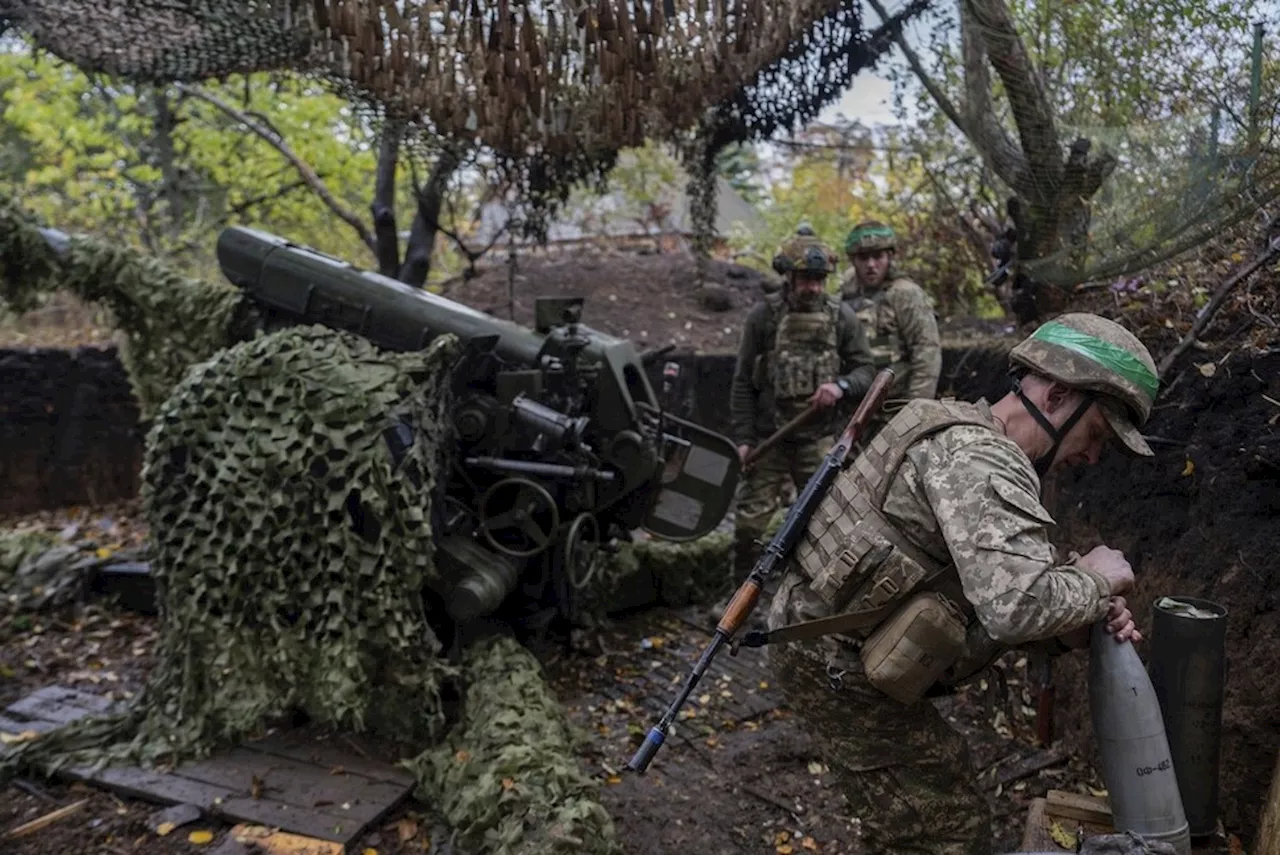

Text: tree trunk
xmin=398 ymin=148 xmax=462 ymax=288
xmin=371 ymin=121 xmax=402 ymax=278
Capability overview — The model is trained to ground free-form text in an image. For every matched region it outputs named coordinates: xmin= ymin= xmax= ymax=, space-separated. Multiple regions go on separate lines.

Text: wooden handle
xmin=744 ymin=404 xmax=821 ymax=468
xmin=716 ymin=580 xmax=761 ymax=636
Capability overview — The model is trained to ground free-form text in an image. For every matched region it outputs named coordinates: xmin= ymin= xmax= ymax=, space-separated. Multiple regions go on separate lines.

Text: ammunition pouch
xmin=860 ymin=591 xmax=968 ymax=705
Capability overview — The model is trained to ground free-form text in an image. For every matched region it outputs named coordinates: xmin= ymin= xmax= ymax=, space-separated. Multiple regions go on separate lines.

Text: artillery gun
xmin=213 ymin=226 xmax=741 ymax=636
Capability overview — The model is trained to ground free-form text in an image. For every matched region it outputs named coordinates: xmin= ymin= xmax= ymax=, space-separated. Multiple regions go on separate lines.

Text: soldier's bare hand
xmin=1078 ymin=545 xmax=1134 ymax=596
xmin=737 ymin=444 xmax=752 ymax=465
xmin=1105 ymin=596 xmax=1143 ymax=643
xmin=809 ymin=382 xmax=844 ymax=409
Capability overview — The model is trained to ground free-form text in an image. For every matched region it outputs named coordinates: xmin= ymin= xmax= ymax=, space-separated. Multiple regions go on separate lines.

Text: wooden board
xmin=1019 ymin=792 xmax=1229 ymax=854
xmin=1 ymin=685 xmax=415 ymax=850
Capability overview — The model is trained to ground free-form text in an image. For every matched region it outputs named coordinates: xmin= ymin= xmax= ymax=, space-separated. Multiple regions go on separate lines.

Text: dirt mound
xmin=1044 ymin=349 xmax=1280 ymax=843
xmin=440 ymin=250 xmax=778 ymax=354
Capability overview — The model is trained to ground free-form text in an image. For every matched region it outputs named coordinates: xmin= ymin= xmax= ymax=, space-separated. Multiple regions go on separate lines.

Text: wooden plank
xmin=5 ymin=685 xmax=118 ymax=725
xmin=170 ymin=748 xmax=409 ymax=826
xmin=0 ymin=715 xmax=60 ymax=735
xmin=241 ymin=729 xmax=416 ymax=788
xmin=1045 ymin=789 xmax=1114 ymax=827
xmin=1259 ymin=748 xmax=1280 ymax=855
xmin=1020 ymin=797 xmax=1054 ymax=851
xmin=64 ymin=762 xmax=401 ymax=846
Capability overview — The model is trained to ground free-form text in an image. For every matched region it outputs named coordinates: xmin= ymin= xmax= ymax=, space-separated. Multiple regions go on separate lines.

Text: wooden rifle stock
xmin=625 ymin=369 xmax=895 ymax=774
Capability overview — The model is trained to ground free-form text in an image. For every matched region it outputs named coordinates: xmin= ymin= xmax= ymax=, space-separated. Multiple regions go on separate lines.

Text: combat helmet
xmin=844 ymin=221 xmax=897 ymax=256
xmin=1009 ymin=313 xmax=1160 ymax=459
xmin=772 ymin=226 xmax=838 ymax=277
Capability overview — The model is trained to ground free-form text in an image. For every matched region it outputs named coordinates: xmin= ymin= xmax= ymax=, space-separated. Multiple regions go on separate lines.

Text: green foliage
xmin=727 ymin=124 xmax=991 ymax=316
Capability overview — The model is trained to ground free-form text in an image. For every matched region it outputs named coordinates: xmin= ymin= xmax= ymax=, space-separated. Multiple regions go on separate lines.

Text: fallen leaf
xmin=455 ymin=750 xmax=471 ymax=763
xmin=501 ymin=777 xmax=515 ymax=791
xmin=156 ymin=822 xmax=176 ymax=837
xmin=606 ymin=775 xmax=622 ymax=785
xmin=189 ymin=830 xmax=214 ymax=844
xmin=775 ymin=831 xmax=790 ymax=845
xmin=0 ymin=730 xmax=41 ymax=745
xmin=1197 ymin=362 xmax=1217 ymax=377
xmin=807 ymin=761 xmax=824 ymax=775
xmin=95 ymin=547 xmax=113 ymax=559
xmin=698 ymin=694 xmax=711 ymax=704
xmin=776 ymin=846 xmax=794 ymax=854
xmin=1048 ymin=821 xmax=1077 ymax=850
xmin=250 ymin=774 xmax=264 ymax=800
xmin=801 ymin=836 xmax=818 ymax=850
xmin=363 ymin=849 xmax=378 ymax=855
xmin=398 ymin=818 xmax=418 ymax=842
xmin=759 ymin=681 xmax=769 ymax=689
xmin=1182 ymin=458 xmax=1195 ymax=477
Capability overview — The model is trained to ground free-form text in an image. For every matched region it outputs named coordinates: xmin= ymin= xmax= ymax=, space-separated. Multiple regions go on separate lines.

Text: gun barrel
xmin=217 ymin=225 xmax=548 ymax=365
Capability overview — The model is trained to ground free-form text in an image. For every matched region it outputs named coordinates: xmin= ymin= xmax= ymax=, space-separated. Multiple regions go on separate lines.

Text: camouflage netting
xmin=406 ymin=634 xmax=619 ymax=855
xmin=0 ymin=530 xmax=133 ymax=614
xmin=1 ymin=324 xmax=460 ymax=775
xmin=568 ymin=529 xmax=734 ymax=622
xmin=0 ymin=0 xmax=926 ymax=239
xmin=0 ymin=189 xmax=254 ymax=417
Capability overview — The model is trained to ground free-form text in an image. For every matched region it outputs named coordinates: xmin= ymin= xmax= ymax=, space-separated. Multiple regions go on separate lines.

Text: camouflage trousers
xmin=732 ymin=436 xmax=825 ymax=581
xmin=769 ymin=641 xmax=991 ymax=854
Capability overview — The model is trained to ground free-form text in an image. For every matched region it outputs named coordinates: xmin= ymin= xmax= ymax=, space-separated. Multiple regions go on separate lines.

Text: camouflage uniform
xmin=729 ymin=230 xmax=876 ymax=580
xmin=841 ymin=222 xmax=943 ymax=433
xmin=764 ymin=313 xmax=1161 ymax=854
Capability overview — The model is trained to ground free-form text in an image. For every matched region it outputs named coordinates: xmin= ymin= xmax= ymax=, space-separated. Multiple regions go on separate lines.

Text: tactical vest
xmin=847 ymin=280 xmax=905 ymax=370
xmin=788 ymin=398 xmax=995 ymax=629
xmin=759 ymin=294 xmax=842 ymax=422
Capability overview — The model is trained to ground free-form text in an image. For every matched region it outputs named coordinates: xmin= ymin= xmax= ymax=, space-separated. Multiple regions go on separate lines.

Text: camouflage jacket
xmin=730 ymin=294 xmax=876 ymax=446
xmin=771 ymin=398 xmax=1112 ymax=671
xmin=840 ymin=269 xmax=942 ymax=401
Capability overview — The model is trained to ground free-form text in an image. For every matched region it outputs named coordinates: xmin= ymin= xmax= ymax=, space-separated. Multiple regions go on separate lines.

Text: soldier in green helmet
xmin=761 ymin=313 xmax=1158 ymax=854
xmin=841 ymin=221 xmax=942 ymax=423
xmin=728 ymin=225 xmax=877 ymax=582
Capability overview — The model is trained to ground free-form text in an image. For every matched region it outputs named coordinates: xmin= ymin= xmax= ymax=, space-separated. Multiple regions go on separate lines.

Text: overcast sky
xmin=817 ymin=66 xmax=904 ymax=127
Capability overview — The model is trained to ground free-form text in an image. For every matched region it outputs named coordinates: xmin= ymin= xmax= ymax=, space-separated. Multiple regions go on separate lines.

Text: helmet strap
xmin=1011 ymin=376 xmax=1095 ymax=478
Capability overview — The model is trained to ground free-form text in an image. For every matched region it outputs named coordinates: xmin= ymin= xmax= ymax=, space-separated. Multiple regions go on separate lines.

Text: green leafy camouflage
xmin=0 ymin=188 xmax=253 ymax=417
xmin=405 ymin=634 xmax=620 ymax=855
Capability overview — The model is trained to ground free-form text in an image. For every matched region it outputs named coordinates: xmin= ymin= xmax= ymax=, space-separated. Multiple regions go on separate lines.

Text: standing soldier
xmin=841 ymin=221 xmax=942 ymax=426
xmin=728 ymin=226 xmax=876 ymax=583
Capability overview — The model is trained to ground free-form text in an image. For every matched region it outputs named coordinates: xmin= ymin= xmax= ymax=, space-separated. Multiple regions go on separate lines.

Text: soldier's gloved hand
xmin=1105 ymin=595 xmax=1143 ymax=643
xmin=809 ymin=382 xmax=844 ymax=408
xmin=737 ymin=444 xmax=752 ymax=465
xmin=1077 ymin=544 xmax=1135 ymax=595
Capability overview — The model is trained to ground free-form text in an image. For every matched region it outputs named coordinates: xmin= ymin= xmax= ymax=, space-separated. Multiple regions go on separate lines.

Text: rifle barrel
xmin=625 ymin=368 xmax=895 ymax=774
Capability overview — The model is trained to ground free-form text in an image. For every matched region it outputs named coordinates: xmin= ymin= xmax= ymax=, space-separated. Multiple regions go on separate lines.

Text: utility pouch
xmin=807 ymin=518 xmax=934 ymax=614
xmin=860 ymin=591 xmax=968 ymax=705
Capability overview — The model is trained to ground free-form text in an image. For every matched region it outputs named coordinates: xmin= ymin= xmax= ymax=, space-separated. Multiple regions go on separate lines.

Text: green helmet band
xmin=1029 ymin=321 xmax=1160 ymax=402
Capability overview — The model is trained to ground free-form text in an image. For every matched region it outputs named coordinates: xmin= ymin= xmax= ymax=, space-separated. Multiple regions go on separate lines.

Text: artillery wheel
xmin=564 ymin=513 xmax=602 ymax=591
xmin=479 ymin=477 xmax=560 ymax=558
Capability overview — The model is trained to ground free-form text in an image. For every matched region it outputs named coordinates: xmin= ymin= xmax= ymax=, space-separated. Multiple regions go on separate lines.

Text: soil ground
xmin=1 ymin=503 xmax=1098 ymax=855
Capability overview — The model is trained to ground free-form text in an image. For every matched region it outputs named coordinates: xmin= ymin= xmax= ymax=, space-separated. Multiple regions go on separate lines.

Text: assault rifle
xmin=625 ymin=367 xmax=896 ymax=773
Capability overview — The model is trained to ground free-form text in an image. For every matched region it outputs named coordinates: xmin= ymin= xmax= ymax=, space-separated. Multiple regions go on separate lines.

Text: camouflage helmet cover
xmin=1009 ymin=313 xmax=1160 ymax=457
xmin=773 ymin=232 xmax=837 ymax=277
xmin=844 ymin=220 xmax=897 ymax=255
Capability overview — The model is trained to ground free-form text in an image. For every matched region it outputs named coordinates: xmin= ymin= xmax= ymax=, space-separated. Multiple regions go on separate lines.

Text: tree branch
xmin=1157 ymin=234 xmax=1280 ymax=378
xmin=371 ymin=120 xmax=403 ymax=277
xmin=962 ymin=0 xmax=1062 ymax=190
xmin=958 ymin=0 xmax=1034 ymax=198
xmin=399 ymin=147 xmax=464 ymax=287
xmin=173 ymin=83 xmax=377 ymax=255
xmin=864 ymin=0 xmax=970 ymax=136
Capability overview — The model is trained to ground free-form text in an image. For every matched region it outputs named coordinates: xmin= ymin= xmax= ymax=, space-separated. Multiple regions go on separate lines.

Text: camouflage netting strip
xmin=575 ymin=530 xmax=734 ymax=621
xmin=0 ymin=189 xmax=252 ymax=418
xmin=405 ymin=634 xmax=620 ymax=855
xmin=2 ymin=325 xmax=462 ymax=779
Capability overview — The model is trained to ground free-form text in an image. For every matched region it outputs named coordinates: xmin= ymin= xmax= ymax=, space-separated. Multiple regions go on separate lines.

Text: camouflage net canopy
xmin=0 ymin=188 xmax=254 ymax=417
xmin=0 ymin=0 xmax=927 ymax=232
